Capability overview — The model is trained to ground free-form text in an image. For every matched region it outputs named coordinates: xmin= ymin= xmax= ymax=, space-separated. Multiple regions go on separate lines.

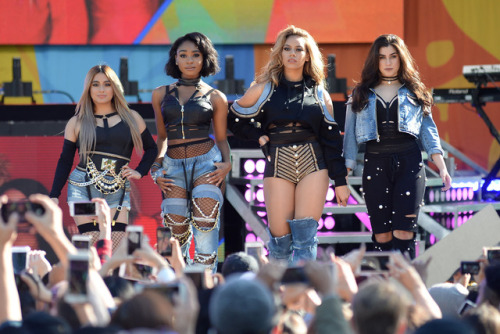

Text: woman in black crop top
xmin=50 ymin=65 xmax=157 ymax=251
xmin=228 ymin=26 xmax=350 ymax=263
xmin=151 ymin=32 xmax=231 ymax=273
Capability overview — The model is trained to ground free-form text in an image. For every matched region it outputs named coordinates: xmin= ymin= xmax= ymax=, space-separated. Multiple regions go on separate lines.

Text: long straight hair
xmin=256 ymin=25 xmax=325 ymax=86
xmin=351 ymin=34 xmax=432 ymax=114
xmin=75 ymin=65 xmax=143 ymax=160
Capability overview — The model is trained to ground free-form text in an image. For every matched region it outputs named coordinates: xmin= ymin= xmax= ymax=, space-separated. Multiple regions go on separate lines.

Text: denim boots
xmin=267 ymin=218 xmax=318 ymax=263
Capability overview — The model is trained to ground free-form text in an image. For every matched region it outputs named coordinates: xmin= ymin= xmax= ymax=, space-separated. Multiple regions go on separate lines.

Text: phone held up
xmin=157 ymin=226 xmax=172 ymax=257
xmin=72 ymin=235 xmax=91 ymax=250
xmin=126 ymin=225 xmax=143 ymax=255
xmin=245 ymin=242 xmax=264 ymax=265
xmin=12 ymin=246 xmax=31 ymax=274
xmin=460 ymin=261 xmax=481 ymax=275
xmin=65 ymin=251 xmax=90 ymax=303
xmin=69 ymin=201 xmax=98 ymax=217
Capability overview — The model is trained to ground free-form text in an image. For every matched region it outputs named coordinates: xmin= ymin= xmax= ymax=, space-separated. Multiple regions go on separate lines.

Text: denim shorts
xmin=67 ymin=168 xmax=131 ymax=209
xmin=160 ymin=144 xmax=223 ymax=191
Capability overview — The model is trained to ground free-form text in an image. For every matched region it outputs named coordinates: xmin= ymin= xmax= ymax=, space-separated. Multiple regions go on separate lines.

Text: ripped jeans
xmin=160 ymin=144 xmax=223 ymax=273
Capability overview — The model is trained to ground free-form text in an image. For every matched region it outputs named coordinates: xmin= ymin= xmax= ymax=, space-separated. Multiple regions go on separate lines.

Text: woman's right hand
xmin=156 ymin=172 xmax=176 ymax=194
xmin=258 ymin=135 xmax=271 ymax=162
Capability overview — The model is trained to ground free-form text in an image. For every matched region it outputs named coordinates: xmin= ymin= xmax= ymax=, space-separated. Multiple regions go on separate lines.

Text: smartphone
xmin=359 ymin=251 xmax=393 ymax=274
xmin=184 ymin=267 xmax=208 ymax=290
xmin=72 ymin=235 xmax=91 ymax=250
xmin=12 ymin=246 xmax=31 ymax=274
xmin=1 ymin=200 xmax=45 ymax=223
xmin=458 ymin=299 xmax=476 ymax=316
xmin=69 ymin=201 xmax=98 ymax=217
xmin=281 ymin=266 xmax=309 ymax=285
xmin=487 ymin=247 xmax=500 ymax=263
xmin=156 ymin=226 xmax=172 ymax=257
xmin=65 ymin=252 xmax=90 ymax=303
xmin=245 ymin=242 xmax=263 ymax=264
xmin=460 ymin=261 xmax=481 ymax=275
xmin=126 ymin=225 xmax=143 ymax=255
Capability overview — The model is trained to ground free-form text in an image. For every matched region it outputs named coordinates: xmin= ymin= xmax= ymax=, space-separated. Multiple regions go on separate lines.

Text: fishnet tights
xmin=167 ymin=140 xmax=213 ymax=159
xmin=82 ymin=231 xmax=100 ymax=248
xmin=111 ymin=231 xmax=126 ymax=254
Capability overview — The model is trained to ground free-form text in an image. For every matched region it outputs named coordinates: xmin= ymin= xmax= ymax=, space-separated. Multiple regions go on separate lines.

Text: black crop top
xmin=76 ymin=120 xmax=134 ymax=170
xmin=160 ymin=85 xmax=214 ymax=140
xmin=366 ymin=94 xmax=416 ymax=154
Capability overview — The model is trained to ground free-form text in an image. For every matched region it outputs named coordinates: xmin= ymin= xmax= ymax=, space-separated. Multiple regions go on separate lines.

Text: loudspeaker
xmin=418 ymin=205 xmax=500 ymax=287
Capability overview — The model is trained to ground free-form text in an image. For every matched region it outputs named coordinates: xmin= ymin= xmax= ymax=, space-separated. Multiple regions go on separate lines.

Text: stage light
xmin=244 ymin=159 xmax=256 ymax=174
xmin=255 ymin=159 xmax=266 ymax=173
xmin=324 ymin=216 xmax=335 ymax=230
xmin=326 ymin=187 xmax=334 ymax=201
xmin=256 ymin=188 xmax=265 ymax=203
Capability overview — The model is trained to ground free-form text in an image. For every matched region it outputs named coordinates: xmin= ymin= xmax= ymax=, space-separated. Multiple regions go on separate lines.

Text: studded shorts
xmin=264 ymin=140 xmax=327 ymax=184
xmin=362 ymin=145 xmax=425 ymax=234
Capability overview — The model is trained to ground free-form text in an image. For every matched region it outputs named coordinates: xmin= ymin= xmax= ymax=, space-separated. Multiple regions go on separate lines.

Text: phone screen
xmin=360 ymin=252 xmax=392 ymax=274
xmin=157 ymin=227 xmax=172 ymax=256
xmin=127 ymin=231 xmax=142 ymax=255
xmin=487 ymin=249 xmax=500 ymax=263
xmin=12 ymin=251 xmax=28 ymax=274
xmin=68 ymin=258 xmax=89 ymax=296
xmin=73 ymin=240 xmax=90 ymax=250
xmin=72 ymin=202 xmax=96 ymax=216
xmin=460 ymin=261 xmax=480 ymax=275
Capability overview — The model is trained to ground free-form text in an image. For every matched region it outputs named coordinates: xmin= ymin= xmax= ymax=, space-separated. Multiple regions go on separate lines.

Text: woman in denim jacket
xmin=343 ymin=34 xmax=451 ymax=258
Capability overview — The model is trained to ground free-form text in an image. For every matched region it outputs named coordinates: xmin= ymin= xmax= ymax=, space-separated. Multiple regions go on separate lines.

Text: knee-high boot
xmin=393 ymin=237 xmax=416 ymax=259
xmin=372 ymin=234 xmax=393 ymax=252
xmin=267 ymin=229 xmax=293 ymax=264
xmin=288 ymin=218 xmax=318 ymax=263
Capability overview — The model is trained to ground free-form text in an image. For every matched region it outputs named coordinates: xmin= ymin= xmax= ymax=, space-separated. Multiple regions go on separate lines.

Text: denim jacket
xmin=343 ymin=85 xmax=444 ymax=170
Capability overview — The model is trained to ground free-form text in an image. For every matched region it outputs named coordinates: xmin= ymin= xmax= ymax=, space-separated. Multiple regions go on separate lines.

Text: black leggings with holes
xmin=362 ymin=144 xmax=426 ymax=234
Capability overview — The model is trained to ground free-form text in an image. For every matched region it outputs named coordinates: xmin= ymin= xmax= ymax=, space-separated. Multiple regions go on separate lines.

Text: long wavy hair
xmin=75 ymin=65 xmax=143 ymax=160
xmin=351 ymin=34 xmax=432 ymax=115
xmin=256 ymin=25 xmax=325 ymax=86
xmin=165 ymin=32 xmax=220 ymax=79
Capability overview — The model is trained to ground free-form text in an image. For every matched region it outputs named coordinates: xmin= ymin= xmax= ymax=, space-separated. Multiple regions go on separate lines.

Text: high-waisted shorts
xmin=264 ymin=140 xmax=327 ymax=184
xmin=67 ymin=168 xmax=131 ymax=209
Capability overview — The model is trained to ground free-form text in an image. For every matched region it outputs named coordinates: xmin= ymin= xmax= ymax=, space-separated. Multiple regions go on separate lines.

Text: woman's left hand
xmin=335 ymin=185 xmax=350 ymax=207
xmin=440 ymin=169 xmax=452 ymax=191
xmin=206 ymin=162 xmax=232 ymax=187
xmin=121 ymin=165 xmax=141 ymax=180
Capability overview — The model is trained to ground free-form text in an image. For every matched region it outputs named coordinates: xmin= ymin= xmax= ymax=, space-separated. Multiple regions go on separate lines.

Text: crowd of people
xmin=1 ymin=194 xmax=500 ymax=334
xmin=1 ymin=25 xmax=496 ymax=334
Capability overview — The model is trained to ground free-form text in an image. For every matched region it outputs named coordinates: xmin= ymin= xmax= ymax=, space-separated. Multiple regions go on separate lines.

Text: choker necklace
xmin=177 ymin=78 xmax=202 ymax=88
xmin=94 ymin=112 xmax=118 ymax=119
xmin=381 ymin=76 xmax=398 ymax=85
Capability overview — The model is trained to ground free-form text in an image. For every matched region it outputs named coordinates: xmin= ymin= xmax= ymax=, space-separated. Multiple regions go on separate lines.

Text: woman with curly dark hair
xmin=343 ymin=34 xmax=451 ymax=258
xmin=151 ymin=32 xmax=231 ymax=273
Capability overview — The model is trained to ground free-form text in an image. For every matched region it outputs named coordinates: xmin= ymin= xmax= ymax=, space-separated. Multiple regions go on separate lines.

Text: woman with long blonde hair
xmin=229 ymin=26 xmax=350 ymax=263
xmin=50 ymin=64 xmax=157 ymax=250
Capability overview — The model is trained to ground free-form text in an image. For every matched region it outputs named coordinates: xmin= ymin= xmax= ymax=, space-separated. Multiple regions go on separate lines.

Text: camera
xmin=69 ymin=201 xmax=98 ymax=217
xmin=460 ymin=261 xmax=480 ymax=275
xmin=281 ymin=266 xmax=309 ymax=285
xmin=126 ymin=225 xmax=143 ymax=255
xmin=359 ymin=251 xmax=393 ymax=274
xmin=65 ymin=252 xmax=90 ymax=303
xmin=1 ymin=200 xmax=45 ymax=223
xmin=156 ymin=226 xmax=172 ymax=257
